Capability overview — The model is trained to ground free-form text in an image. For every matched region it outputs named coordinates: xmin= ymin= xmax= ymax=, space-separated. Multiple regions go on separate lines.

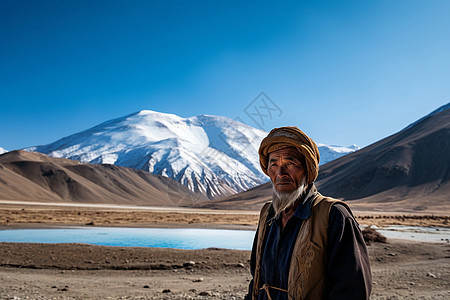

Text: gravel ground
xmin=0 ymin=239 xmax=449 ymax=299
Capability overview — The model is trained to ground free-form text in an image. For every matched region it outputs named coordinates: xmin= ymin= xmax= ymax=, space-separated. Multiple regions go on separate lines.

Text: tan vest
xmin=252 ymin=189 xmax=349 ymax=300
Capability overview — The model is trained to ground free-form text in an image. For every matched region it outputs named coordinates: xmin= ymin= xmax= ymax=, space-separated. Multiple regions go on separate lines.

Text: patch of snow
xmin=317 ymin=144 xmax=358 ymax=165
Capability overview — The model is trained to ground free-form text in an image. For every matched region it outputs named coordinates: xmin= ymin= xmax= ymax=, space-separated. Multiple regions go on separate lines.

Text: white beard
xmin=272 ymin=178 xmax=307 ymax=219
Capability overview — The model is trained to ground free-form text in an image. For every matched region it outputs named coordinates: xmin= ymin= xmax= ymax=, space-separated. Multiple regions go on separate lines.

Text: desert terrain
xmin=0 ymin=202 xmax=449 ymax=299
xmin=0 ymin=201 xmax=448 ymax=229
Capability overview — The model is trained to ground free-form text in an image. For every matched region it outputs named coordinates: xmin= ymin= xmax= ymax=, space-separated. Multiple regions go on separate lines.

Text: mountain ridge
xmin=202 ymin=103 xmax=450 ymax=212
xmin=0 ymin=150 xmax=206 ymax=206
xmin=316 ymin=103 xmax=450 ymax=206
xmin=25 ymin=109 xmax=357 ymax=199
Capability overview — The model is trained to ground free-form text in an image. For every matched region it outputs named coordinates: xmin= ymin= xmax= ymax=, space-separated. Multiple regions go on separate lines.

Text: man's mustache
xmin=276 ymin=178 xmax=293 ymax=184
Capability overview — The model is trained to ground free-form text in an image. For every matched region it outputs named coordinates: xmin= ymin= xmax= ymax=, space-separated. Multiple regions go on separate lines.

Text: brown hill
xmin=315 ymin=105 xmax=450 ymax=212
xmin=202 ymin=105 xmax=450 ymax=213
xmin=0 ymin=150 xmax=207 ymax=206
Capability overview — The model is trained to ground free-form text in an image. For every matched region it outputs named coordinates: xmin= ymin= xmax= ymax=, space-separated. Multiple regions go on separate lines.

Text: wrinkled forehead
xmin=268 ymin=147 xmax=303 ymax=161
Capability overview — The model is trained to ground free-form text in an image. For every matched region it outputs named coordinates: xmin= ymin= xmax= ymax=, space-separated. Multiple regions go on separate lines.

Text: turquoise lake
xmin=0 ymin=227 xmax=256 ymax=250
xmin=0 ymin=226 xmax=448 ymax=250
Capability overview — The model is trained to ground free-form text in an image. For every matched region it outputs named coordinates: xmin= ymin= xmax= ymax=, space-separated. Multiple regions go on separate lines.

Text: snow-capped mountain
xmin=0 ymin=147 xmax=8 ymax=155
xmin=317 ymin=144 xmax=360 ymax=165
xmin=25 ymin=110 xmax=357 ymax=198
xmin=26 ymin=111 xmax=268 ymax=198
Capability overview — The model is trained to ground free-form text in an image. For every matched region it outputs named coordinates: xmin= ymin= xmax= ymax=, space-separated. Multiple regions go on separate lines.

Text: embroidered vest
xmin=252 ymin=189 xmax=350 ymax=300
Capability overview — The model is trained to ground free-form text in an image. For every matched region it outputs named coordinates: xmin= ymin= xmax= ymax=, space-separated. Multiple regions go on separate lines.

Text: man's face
xmin=268 ymin=147 xmax=305 ymax=194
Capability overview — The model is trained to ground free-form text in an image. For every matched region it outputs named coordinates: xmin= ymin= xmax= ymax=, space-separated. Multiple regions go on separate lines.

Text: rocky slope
xmin=316 ymin=103 xmax=450 ymax=211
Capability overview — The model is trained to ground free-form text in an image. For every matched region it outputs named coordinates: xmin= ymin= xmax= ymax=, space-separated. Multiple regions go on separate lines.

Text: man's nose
xmin=277 ymin=164 xmax=288 ymax=176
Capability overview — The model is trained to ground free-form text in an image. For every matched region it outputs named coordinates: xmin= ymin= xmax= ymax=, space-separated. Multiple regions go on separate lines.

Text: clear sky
xmin=1 ymin=0 xmax=449 ymax=151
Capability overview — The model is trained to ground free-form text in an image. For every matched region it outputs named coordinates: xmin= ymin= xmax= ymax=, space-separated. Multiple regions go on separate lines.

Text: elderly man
xmin=245 ymin=127 xmax=371 ymax=300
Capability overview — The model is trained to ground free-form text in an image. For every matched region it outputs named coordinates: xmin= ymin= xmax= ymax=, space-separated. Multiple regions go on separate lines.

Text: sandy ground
xmin=0 ymin=202 xmax=448 ymax=229
xmin=0 ymin=240 xmax=448 ymax=299
xmin=0 ymin=203 xmax=449 ymax=299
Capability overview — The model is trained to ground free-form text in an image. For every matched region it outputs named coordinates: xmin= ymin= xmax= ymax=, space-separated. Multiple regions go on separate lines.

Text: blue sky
xmin=1 ymin=0 xmax=449 ymax=151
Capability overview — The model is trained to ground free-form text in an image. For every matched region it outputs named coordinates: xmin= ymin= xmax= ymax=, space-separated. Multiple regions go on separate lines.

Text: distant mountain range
xmin=202 ymin=103 xmax=450 ymax=213
xmin=0 ymin=147 xmax=7 ymax=155
xmin=0 ymin=150 xmax=205 ymax=206
xmin=25 ymin=110 xmax=356 ymax=199
xmin=3 ymin=103 xmax=448 ymax=212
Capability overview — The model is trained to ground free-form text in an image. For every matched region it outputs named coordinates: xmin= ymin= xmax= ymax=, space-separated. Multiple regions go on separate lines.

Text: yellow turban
xmin=259 ymin=126 xmax=320 ymax=184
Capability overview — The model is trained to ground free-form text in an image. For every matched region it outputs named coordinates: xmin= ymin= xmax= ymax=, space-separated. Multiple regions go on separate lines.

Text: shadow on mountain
xmin=315 ymin=105 xmax=450 ymax=212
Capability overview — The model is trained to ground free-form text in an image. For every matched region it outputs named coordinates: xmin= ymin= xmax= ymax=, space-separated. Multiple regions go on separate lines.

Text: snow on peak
xmin=403 ymin=102 xmax=450 ymax=131
xmin=347 ymin=144 xmax=360 ymax=150
xmin=24 ymin=111 xmax=268 ymax=198
xmin=0 ymin=147 xmax=8 ymax=155
xmin=316 ymin=144 xmax=358 ymax=165
xmin=24 ymin=109 xmax=357 ymax=198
